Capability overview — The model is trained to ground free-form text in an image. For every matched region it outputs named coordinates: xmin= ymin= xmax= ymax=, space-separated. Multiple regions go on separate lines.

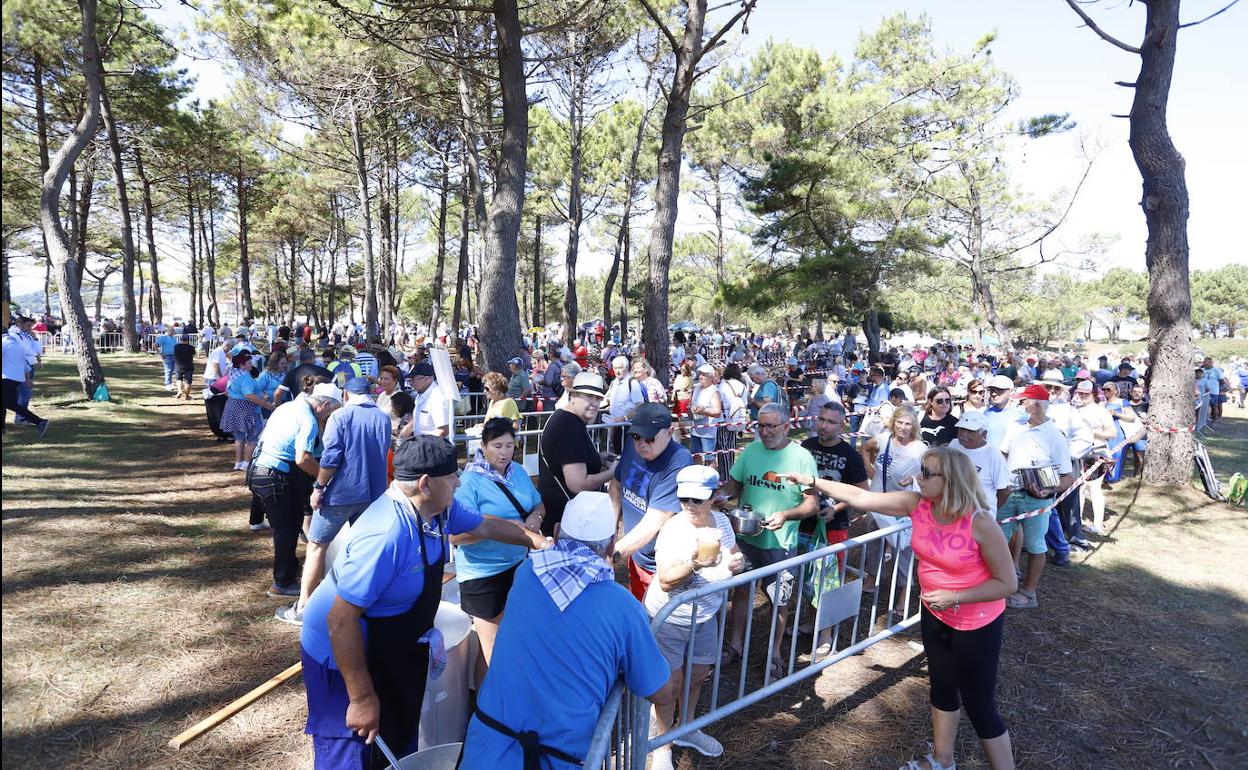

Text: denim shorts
xmin=997 ymin=491 xmax=1052 ymax=556
xmin=309 ymin=501 xmax=371 ymax=545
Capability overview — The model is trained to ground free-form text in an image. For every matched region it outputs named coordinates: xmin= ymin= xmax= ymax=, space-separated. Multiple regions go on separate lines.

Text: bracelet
xmin=952 ymin=592 xmax=961 ymax=612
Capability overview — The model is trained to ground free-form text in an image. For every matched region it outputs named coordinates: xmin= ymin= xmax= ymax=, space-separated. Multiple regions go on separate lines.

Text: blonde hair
xmin=922 ymin=445 xmax=989 ymax=519
xmin=887 ymin=404 xmax=919 ymax=436
xmin=482 ymin=371 xmax=508 ymax=392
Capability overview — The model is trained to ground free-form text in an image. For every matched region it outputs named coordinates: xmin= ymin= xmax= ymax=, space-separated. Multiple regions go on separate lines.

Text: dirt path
xmin=3 ymin=355 xmax=1246 ymax=769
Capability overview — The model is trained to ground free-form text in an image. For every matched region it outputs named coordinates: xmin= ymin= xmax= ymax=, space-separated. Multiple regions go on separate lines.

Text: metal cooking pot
xmin=726 ymin=508 xmax=764 ymax=537
xmin=1016 ymin=465 xmax=1060 ymax=498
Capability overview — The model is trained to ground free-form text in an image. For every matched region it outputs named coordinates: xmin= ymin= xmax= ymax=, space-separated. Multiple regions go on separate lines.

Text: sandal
xmin=767 ymin=656 xmax=786 ymax=680
xmin=719 ymin=645 xmax=743 ymax=667
xmin=1006 ymin=589 xmax=1039 ymax=609
xmin=899 ymin=754 xmax=957 ymax=770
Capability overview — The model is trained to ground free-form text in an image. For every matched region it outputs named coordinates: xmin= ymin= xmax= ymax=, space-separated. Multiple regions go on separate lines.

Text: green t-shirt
xmin=507 ymin=371 xmax=530 ymax=399
xmin=729 ymin=440 xmax=818 ymax=551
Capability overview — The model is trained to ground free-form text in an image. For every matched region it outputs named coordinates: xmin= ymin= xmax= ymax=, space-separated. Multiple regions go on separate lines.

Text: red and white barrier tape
xmin=997 ymin=435 xmax=1133 ymax=524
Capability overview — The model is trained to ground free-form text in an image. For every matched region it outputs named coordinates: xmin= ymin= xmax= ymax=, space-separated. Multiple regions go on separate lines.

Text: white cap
xmin=696 ymin=363 xmax=716 ymax=376
xmin=559 ymin=492 xmax=617 ymax=541
xmin=676 ymin=464 xmax=721 ymax=500
xmin=954 ymin=411 xmax=988 ymax=432
xmin=1040 ymin=370 xmax=1068 ymax=387
xmin=311 ymin=383 xmax=343 ymax=402
xmin=987 ymin=374 xmax=1015 ymax=390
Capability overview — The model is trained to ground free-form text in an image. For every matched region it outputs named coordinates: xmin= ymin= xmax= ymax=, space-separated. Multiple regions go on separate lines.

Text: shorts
xmin=309 ymin=501 xmax=371 ymax=545
xmin=628 ymin=557 xmax=655 ymax=602
xmin=175 ymin=368 xmax=193 ymax=383
xmin=655 ymin=617 xmax=720 ymax=670
xmin=997 ymin=491 xmax=1052 ymax=556
xmin=737 ymin=541 xmax=796 ymax=604
xmin=458 ymin=561 xmax=521 ymax=620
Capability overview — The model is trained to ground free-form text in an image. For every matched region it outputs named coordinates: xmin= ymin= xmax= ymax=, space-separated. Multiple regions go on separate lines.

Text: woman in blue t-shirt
xmin=218 ymin=352 xmax=274 ymax=472
xmin=452 ymin=417 xmax=546 ymax=676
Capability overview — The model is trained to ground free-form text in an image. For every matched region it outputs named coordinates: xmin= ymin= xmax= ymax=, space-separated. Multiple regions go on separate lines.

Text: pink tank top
xmin=910 ymin=499 xmax=1004 ymax=630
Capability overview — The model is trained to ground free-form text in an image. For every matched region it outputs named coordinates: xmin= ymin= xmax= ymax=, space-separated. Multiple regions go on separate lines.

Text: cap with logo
xmin=628 ymin=402 xmax=673 ymax=439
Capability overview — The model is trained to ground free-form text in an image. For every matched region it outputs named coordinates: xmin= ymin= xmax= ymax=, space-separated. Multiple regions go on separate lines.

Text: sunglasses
xmin=919 ymin=466 xmax=944 ymax=479
xmin=931 ymin=398 xmax=950 ymax=404
xmin=987 ymin=387 xmax=1009 ymax=394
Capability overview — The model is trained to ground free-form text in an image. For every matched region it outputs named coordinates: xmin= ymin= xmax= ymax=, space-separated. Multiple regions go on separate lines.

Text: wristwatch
xmin=312 ymin=481 xmax=326 ymax=490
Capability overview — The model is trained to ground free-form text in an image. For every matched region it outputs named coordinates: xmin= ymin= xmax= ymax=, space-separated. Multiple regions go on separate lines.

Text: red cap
xmin=1012 ymin=384 xmax=1050 ymax=401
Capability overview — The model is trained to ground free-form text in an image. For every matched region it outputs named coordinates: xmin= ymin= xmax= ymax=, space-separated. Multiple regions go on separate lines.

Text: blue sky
xmin=734 ymin=0 xmax=1247 ymax=274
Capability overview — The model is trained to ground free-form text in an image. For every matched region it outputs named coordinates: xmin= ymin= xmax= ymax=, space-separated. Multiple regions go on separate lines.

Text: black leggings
xmin=920 ymin=606 xmax=1007 ymax=740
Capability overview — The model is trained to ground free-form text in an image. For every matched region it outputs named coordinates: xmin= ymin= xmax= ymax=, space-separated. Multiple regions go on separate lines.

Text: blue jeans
xmin=690 ymin=433 xmax=716 ymax=456
xmin=161 ymin=354 xmax=176 ymax=386
xmin=1045 ymin=510 xmax=1070 ymax=560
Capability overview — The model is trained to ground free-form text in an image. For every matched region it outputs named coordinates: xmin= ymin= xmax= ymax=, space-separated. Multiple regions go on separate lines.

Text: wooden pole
xmin=167 ymin=661 xmax=303 ymax=750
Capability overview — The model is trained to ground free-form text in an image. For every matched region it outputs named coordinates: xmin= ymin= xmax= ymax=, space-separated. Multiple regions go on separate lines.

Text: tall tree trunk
xmin=43 ymin=256 xmax=52 ymax=317
xmin=863 ymin=308 xmax=881 ymax=358
xmin=1132 ymin=0 xmax=1194 ymax=485
xmin=711 ymin=167 xmax=726 ymax=331
xmin=74 ymin=163 xmax=93 ymax=293
xmin=378 ymin=147 xmax=393 ymax=336
xmin=33 ymin=55 xmax=55 ymax=297
xmin=641 ymin=0 xmax=707 ymax=384
xmin=40 ymin=0 xmax=105 ymax=396
xmin=451 ymin=167 xmax=471 ymax=334
xmin=478 ymin=0 xmax=527 ymax=373
xmin=620 ymin=219 xmax=630 ymax=341
xmin=99 ymin=79 xmax=139 ymax=352
xmin=186 ymin=176 xmax=200 ymax=325
xmin=235 ymin=168 xmax=255 ymax=321
xmin=532 ymin=214 xmax=542 ymax=328
xmin=562 ymin=48 xmax=585 ymax=347
xmin=963 ymin=164 xmax=1013 ymax=352
xmin=201 ymin=193 xmax=219 ymax=325
xmin=350 ymin=103 xmax=380 ymax=340
xmin=431 ymin=144 xmax=450 ymax=331
xmin=134 ymin=148 xmax=162 ymax=323
xmin=328 ymin=194 xmax=340 ymax=324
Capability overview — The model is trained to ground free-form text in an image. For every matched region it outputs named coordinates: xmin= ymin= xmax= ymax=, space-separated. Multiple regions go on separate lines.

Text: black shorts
xmin=175 ymin=368 xmax=193 ymax=383
xmin=458 ymin=562 xmax=520 ymax=620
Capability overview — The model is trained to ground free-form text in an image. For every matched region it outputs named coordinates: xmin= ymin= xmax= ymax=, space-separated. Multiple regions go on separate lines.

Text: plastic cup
xmin=696 ymin=529 xmax=721 ymax=564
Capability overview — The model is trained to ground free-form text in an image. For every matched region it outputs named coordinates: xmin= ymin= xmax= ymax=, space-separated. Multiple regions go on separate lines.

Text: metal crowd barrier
xmin=583 ymin=520 xmax=920 ymax=769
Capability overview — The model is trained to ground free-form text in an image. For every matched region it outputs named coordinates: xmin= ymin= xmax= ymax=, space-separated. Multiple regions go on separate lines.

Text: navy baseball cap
xmin=628 ymin=402 xmax=673 ymax=439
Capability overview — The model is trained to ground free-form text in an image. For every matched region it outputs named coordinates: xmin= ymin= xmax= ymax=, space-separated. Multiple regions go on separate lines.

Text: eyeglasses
xmin=987 ymin=387 xmax=1009 ymax=394
xmin=757 ymin=421 xmax=786 ymax=431
xmin=931 ymin=398 xmax=950 ymax=404
xmin=631 ymin=432 xmax=665 ymax=444
xmin=967 ymin=388 xmax=984 ymax=394
xmin=919 ymin=466 xmax=944 ymax=479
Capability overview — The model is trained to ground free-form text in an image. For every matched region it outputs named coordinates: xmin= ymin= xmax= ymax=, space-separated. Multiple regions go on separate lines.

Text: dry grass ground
xmin=3 ymin=353 xmax=1247 ymax=769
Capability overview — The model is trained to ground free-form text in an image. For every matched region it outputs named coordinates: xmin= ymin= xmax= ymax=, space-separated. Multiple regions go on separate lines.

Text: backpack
xmin=763 ymin=378 xmax=790 ymax=416
xmin=1228 ymin=472 xmax=1248 ymax=507
xmin=719 ymin=379 xmax=747 ymax=430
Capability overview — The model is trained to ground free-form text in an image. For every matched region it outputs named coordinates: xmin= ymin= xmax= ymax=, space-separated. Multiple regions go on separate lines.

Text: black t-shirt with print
xmin=799 ymin=437 xmax=868 ymax=532
xmin=920 ymin=413 xmax=960 ymax=446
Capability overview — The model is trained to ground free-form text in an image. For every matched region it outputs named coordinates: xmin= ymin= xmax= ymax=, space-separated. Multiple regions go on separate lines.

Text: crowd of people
xmin=8 ymin=307 xmax=1246 ymax=770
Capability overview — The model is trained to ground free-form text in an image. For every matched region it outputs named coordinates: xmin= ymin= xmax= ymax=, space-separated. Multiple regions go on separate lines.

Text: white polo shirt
xmin=1001 ymin=419 xmax=1073 ymax=476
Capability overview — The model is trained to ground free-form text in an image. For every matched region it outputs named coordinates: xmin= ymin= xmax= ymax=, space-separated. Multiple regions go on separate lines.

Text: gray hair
xmin=632 ymin=359 xmax=654 ymax=377
xmin=819 ymin=400 xmax=848 ymax=418
xmin=558 ymin=534 xmax=614 ymax=558
xmin=562 ymin=362 xmax=582 ymax=378
xmin=394 ymin=479 xmax=421 ymax=497
xmin=308 ymin=395 xmax=341 ymax=409
xmin=759 ymin=402 xmax=788 ymax=422
xmin=612 ymin=355 xmax=630 ymax=368
xmin=747 ymin=364 xmax=767 ymax=378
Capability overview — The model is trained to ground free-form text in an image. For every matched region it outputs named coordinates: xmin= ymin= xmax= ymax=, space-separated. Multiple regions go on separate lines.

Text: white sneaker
xmin=648 ymin=746 xmax=674 ymax=770
xmin=250 ymin=521 xmax=271 ymax=532
xmin=672 ymin=729 xmax=723 ymax=757
xmin=238 ymin=461 xmax=250 ymax=472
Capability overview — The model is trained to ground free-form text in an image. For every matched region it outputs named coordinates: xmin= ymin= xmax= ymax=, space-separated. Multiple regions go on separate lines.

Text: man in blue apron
xmin=299 ymin=435 xmax=550 ymax=769
xmin=459 ymin=491 xmax=674 ymax=769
